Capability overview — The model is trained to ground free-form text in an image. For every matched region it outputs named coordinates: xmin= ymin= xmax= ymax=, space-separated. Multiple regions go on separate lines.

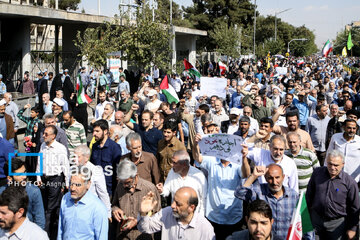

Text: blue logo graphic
xmin=8 ymin=151 xmax=43 ymax=176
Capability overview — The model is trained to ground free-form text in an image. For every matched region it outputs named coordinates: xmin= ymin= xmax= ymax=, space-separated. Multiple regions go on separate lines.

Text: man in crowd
xmin=62 ymin=111 xmax=87 ymax=158
xmin=137 ymin=187 xmax=215 ymax=240
xmin=120 ymin=132 xmax=161 ymax=185
xmin=0 ymin=100 xmax=15 ymax=144
xmin=246 ymin=118 xmax=274 ymax=150
xmin=112 ymin=160 xmax=161 ymax=239
xmin=306 ymin=150 xmax=359 ymax=239
xmin=3 ymin=93 xmax=19 ymax=134
xmin=0 ymin=186 xmax=48 ymax=239
xmin=156 ymin=150 xmax=207 ymax=215
xmin=42 ymin=93 xmax=53 ymax=115
xmin=58 ymin=165 xmax=108 ymax=239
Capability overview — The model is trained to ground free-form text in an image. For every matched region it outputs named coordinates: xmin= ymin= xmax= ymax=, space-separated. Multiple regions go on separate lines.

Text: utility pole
xmin=275 ymin=8 xmax=291 ymax=41
xmin=253 ymin=0 xmax=256 ymax=56
xmin=98 ymin=0 xmax=100 ymax=15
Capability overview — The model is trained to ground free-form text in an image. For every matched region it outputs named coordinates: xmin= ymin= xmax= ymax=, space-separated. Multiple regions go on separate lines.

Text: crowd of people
xmin=0 ymin=55 xmax=359 ymax=240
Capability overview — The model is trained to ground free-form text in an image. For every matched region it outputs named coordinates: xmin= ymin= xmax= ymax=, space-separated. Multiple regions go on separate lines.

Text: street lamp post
xmin=275 ymin=8 xmax=291 ymax=42
xmin=287 ymin=38 xmax=308 ymax=54
xmin=253 ymin=0 xmax=256 ymax=56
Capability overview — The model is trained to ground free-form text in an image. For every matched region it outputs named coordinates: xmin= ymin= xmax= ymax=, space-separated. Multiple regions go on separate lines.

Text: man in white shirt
xmin=94 ymin=91 xmax=110 ymax=121
xmin=170 ymin=74 xmax=183 ymax=94
xmin=73 ymin=145 xmax=111 ymax=219
xmin=327 ymin=119 xmax=360 ymax=182
xmin=241 ymin=106 xmax=259 ymax=133
xmin=0 ymin=186 xmax=48 ymax=240
xmin=36 ymin=125 xmax=69 ymax=237
xmin=211 ymin=99 xmax=229 ymax=127
xmin=156 ymin=150 xmax=207 ymax=215
xmin=242 ymin=134 xmax=299 ymax=193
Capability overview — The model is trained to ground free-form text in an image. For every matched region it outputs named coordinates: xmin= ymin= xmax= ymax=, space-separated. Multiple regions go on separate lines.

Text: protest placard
xmin=275 ymin=67 xmax=288 ymax=75
xmin=200 ymin=77 xmax=227 ymax=98
xmin=198 ymin=134 xmax=243 ymax=164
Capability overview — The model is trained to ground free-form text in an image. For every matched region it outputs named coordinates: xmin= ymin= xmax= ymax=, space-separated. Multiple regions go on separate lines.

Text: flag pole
xmin=288 ymin=191 xmax=304 ymax=240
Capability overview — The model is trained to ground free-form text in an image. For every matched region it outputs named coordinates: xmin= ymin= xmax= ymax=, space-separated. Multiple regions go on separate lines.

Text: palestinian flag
xmin=322 ymin=40 xmax=333 ymax=58
xmin=160 ymin=75 xmax=179 ymax=104
xmin=183 ymin=59 xmax=201 ymax=81
xmin=286 ymin=192 xmax=313 ymax=240
xmin=76 ymin=74 xmax=92 ymax=104
xmin=218 ymin=60 xmax=228 ymax=75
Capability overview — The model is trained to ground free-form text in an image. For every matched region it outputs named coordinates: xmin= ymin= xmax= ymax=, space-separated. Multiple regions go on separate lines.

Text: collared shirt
xmin=5 ymin=101 xmax=19 ymax=130
xmin=273 ymin=126 xmax=315 ymax=152
xmin=58 ymin=191 xmax=108 ymax=240
xmin=306 ymin=114 xmax=330 ymax=152
xmin=117 ymin=80 xmax=130 ymax=93
xmin=306 ymin=167 xmax=360 ymax=231
xmin=43 ymin=101 xmax=53 ymax=115
xmin=90 ymin=138 xmax=122 ymax=195
xmin=36 ymin=140 xmax=70 ymax=187
xmin=211 ymin=110 xmax=229 ymax=127
xmin=85 ymin=161 xmax=111 ymax=218
xmin=185 ymin=98 xmax=198 ymax=114
xmin=157 ymin=137 xmax=186 ymax=182
xmin=162 ymin=166 xmax=207 ymax=215
xmin=17 ymin=108 xmax=41 ymax=137
xmin=227 ymin=229 xmax=282 ymax=240
xmin=0 ymin=217 xmax=48 ymax=240
xmin=133 ymin=123 xmax=163 ymax=156
xmin=200 ymin=156 xmax=243 ymax=225
xmin=112 ymin=177 xmax=161 ymax=240
xmin=144 ymin=99 xmax=162 ymax=112
xmin=0 ymin=82 xmax=6 ymax=94
xmin=118 ymin=98 xmax=134 ymax=113
xmin=227 ymin=123 xmax=239 ymax=135
xmin=95 ymin=101 xmax=110 ymax=120
xmin=64 ymin=120 xmax=87 ymax=157
xmin=235 ymin=182 xmax=298 ymax=240
xmin=230 ymin=92 xmax=243 ymax=109
xmin=285 ymin=147 xmax=320 ymax=191
xmin=138 ymin=206 xmax=215 ymax=240
xmin=0 ymin=138 xmax=14 ymax=178
xmin=120 ymin=152 xmax=160 ymax=185
xmin=327 ymin=133 xmax=360 ymax=182
xmin=247 ymin=148 xmax=299 ymax=193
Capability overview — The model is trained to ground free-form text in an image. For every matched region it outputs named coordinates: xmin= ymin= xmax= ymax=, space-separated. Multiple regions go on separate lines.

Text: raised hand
xmin=140 ymin=191 xmax=158 ymax=216
xmin=253 ymin=166 xmax=267 ymax=177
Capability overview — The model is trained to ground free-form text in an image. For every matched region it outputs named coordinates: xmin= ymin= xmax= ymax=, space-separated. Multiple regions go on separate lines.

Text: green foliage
xmin=50 ymin=0 xmax=81 ymax=10
xmin=74 ymin=22 xmax=120 ymax=68
xmin=118 ymin=6 xmax=173 ymax=71
xmin=334 ymin=28 xmax=360 ymax=56
xmin=209 ymin=22 xmax=240 ymax=58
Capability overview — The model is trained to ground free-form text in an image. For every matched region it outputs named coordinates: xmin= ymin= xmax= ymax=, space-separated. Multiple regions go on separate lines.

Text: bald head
xmin=109 ymin=124 xmax=123 ymax=141
xmin=344 ymin=100 xmax=353 ymax=111
xmin=175 ymin=187 xmax=198 ymax=208
xmin=115 ymin=111 xmax=125 ymax=125
xmin=3 ymin=93 xmax=11 ymax=103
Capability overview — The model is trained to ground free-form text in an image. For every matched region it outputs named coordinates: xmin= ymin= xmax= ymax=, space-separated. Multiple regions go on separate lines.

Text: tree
xmin=183 ymin=0 xmax=256 ymax=51
xmin=74 ymin=22 xmax=120 ymax=68
xmin=334 ymin=28 xmax=360 ymax=56
xmin=118 ymin=5 xmax=173 ymax=71
xmin=50 ymin=0 xmax=81 ymax=11
xmin=209 ymin=22 xmax=241 ymax=58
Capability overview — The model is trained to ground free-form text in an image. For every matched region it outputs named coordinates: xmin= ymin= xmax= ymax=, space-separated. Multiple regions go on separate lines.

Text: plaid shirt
xmin=17 ymin=108 xmax=41 ymax=137
xmin=235 ymin=181 xmax=299 ymax=239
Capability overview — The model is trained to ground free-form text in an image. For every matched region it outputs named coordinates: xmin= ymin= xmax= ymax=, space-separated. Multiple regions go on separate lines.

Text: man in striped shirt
xmin=63 ymin=111 xmax=87 ymax=160
xmin=285 ymin=131 xmax=319 ymax=192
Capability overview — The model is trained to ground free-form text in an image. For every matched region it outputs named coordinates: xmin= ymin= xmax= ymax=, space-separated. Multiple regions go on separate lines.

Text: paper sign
xmin=200 ymin=77 xmax=227 ymax=98
xmin=199 ymin=134 xmax=244 ymax=164
xmin=275 ymin=67 xmax=288 ymax=75
xmin=108 ymin=58 xmax=121 ymax=83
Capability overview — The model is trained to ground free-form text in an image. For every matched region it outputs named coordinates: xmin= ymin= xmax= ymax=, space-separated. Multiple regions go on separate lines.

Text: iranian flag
xmin=183 ymin=59 xmax=201 ymax=81
xmin=286 ymin=192 xmax=313 ymax=240
xmin=76 ymin=74 xmax=92 ymax=104
xmin=297 ymin=59 xmax=305 ymax=66
xmin=160 ymin=75 xmax=179 ymax=104
xmin=322 ymin=40 xmax=333 ymax=58
xmin=218 ymin=60 xmax=228 ymax=75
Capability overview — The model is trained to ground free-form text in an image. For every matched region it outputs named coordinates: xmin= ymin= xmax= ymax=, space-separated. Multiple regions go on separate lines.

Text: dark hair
xmin=346 ymin=109 xmax=360 ymax=119
xmin=4 ymin=158 xmax=25 ymax=176
xmin=245 ymin=199 xmax=272 ymax=220
xmin=49 ymin=72 xmax=54 ymax=77
xmin=198 ymin=104 xmax=210 ymax=113
xmin=93 ymin=119 xmax=109 ymax=131
xmin=160 ymin=102 xmax=170 ymax=109
xmin=239 ymin=115 xmax=250 ymax=124
xmin=344 ymin=119 xmax=359 ymax=129
xmin=163 ymin=120 xmax=178 ymax=132
xmin=342 ymin=90 xmax=350 ymax=96
xmin=63 ymin=110 xmax=73 ymax=118
xmin=260 ymin=117 xmax=274 ymax=128
xmin=0 ymin=186 xmax=28 ymax=217
xmin=46 ymin=125 xmax=58 ymax=137
xmin=31 ymin=107 xmax=40 ymax=114
xmin=188 ymin=194 xmax=199 ymax=208
xmin=155 ymin=112 xmax=165 ymax=121
xmin=285 ymin=111 xmax=299 ymax=120
xmin=317 ymin=93 xmax=325 ymax=101
xmin=142 ymin=110 xmax=154 ymax=120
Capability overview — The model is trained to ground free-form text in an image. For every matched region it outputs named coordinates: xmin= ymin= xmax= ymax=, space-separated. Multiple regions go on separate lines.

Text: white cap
xmin=230 ymin=108 xmax=241 ymax=116
xmin=64 ymin=69 xmax=69 ymax=72
xmin=53 ymin=98 xmax=65 ymax=107
xmin=147 ymin=89 xmax=157 ymax=97
xmin=0 ymin=99 xmax=6 ymax=106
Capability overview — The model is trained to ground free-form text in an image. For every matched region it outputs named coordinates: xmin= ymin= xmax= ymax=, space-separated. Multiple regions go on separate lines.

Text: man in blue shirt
xmin=0 ymin=136 xmax=14 ymax=186
xmin=193 ymin=130 xmax=243 ymax=240
xmin=90 ymin=120 xmax=122 ymax=196
xmin=58 ymin=165 xmax=108 ymax=240
xmin=0 ymin=158 xmax=45 ymax=229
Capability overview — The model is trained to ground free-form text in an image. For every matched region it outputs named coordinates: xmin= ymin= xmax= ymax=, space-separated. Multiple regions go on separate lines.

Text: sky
xmin=78 ymin=0 xmax=360 ymax=48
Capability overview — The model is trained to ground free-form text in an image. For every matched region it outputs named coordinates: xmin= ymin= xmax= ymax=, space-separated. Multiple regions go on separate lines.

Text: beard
xmin=0 ymin=217 xmax=15 ymax=230
xmin=134 ymin=151 xmax=142 ymax=158
xmin=95 ymin=132 xmax=104 ymax=142
xmin=172 ymin=210 xmax=189 ymax=220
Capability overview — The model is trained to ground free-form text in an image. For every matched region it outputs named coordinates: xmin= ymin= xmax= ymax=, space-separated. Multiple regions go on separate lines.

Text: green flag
xmin=347 ymin=31 xmax=354 ymax=50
